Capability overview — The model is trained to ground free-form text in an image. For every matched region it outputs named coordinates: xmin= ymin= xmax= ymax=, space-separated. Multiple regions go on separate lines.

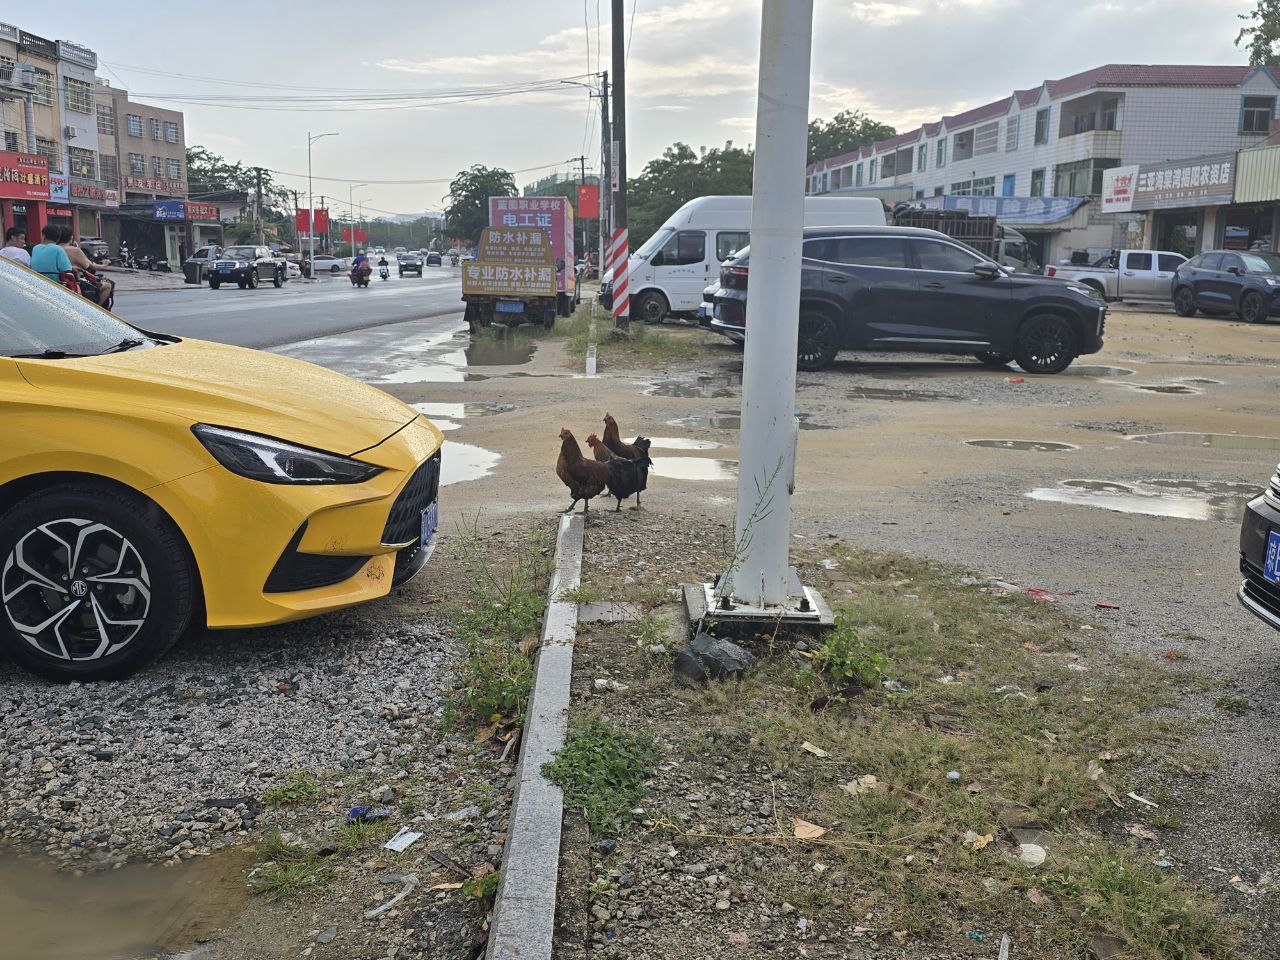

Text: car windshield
xmin=635 ymin=228 xmax=673 ymax=260
xmin=1240 ymin=252 xmax=1280 ymax=274
xmin=1 ymin=259 xmax=147 ymax=357
xmin=222 ymin=246 xmax=256 ymax=259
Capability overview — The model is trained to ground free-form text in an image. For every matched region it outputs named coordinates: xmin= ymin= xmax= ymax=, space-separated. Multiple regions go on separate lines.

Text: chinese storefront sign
xmin=0 ymin=151 xmax=51 ymax=201
xmin=153 ymin=199 xmax=185 ymax=221
xmin=463 ymin=226 xmax=557 ymax=297
xmin=1100 ymin=165 xmax=1139 ymax=214
xmin=123 ymin=175 xmax=186 ymax=195
xmin=1129 ymin=153 xmax=1235 ymax=210
xmin=187 ymin=201 xmax=220 ymax=221
xmin=49 ymin=174 xmax=69 ymax=203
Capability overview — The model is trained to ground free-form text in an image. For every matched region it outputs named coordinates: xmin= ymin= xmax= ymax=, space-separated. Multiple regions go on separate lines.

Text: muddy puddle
xmin=0 ymin=847 xmax=250 ymax=960
xmin=644 ymin=437 xmax=723 ymax=451
xmin=1059 ymin=365 xmax=1135 ymax=378
xmin=412 ymin=402 xmax=513 ymax=433
xmin=849 ymin=387 xmax=957 ymax=402
xmin=665 ymin=411 xmax=831 ymax=431
xmin=1125 ymin=383 xmax=1202 ymax=396
xmin=442 ymin=441 xmax=501 ymax=485
xmin=966 ymin=439 xmax=1078 ymax=452
xmin=645 ymin=375 xmax=741 ymax=399
xmin=1130 ymin=432 xmax=1280 ymax=452
xmin=1027 ymin=478 xmax=1259 ymax=521
xmin=650 ymin=457 xmax=738 ymax=482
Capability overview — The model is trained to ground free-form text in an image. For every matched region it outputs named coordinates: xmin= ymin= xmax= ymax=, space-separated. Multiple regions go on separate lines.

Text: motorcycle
xmin=378 ymin=264 xmax=390 ymax=281
xmin=350 ymin=267 xmax=371 ymax=288
xmin=450 ymin=254 xmax=459 ymax=267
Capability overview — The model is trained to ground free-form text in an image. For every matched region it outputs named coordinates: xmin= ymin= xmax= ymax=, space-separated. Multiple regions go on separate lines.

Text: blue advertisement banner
xmin=153 ymin=199 xmax=185 ymax=221
xmin=919 ymin=195 xmax=1087 ymax=224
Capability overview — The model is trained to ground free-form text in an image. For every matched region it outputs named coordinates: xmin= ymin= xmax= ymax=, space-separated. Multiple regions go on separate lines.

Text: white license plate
xmin=421 ymin=502 xmax=438 ymax=546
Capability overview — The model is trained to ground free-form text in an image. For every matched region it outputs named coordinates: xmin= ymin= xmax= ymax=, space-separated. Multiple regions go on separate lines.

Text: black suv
xmin=398 ymin=252 xmax=424 ymax=277
xmin=1171 ymin=249 xmax=1280 ymax=323
xmin=710 ymin=226 xmax=1105 ymax=372
xmin=208 ymin=245 xmax=286 ymax=290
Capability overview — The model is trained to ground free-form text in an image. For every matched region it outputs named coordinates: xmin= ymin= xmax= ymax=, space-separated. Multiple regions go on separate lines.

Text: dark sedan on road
xmin=1172 ymin=250 xmax=1280 ymax=323
xmin=1239 ymin=465 xmax=1280 ymax=631
xmin=425 ymin=251 xmax=443 ymax=267
xmin=709 ymin=226 xmax=1105 ymax=372
xmin=398 ymin=252 xmax=424 ymax=277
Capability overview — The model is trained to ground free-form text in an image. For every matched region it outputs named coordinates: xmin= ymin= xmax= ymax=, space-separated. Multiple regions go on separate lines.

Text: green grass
xmin=1215 ymin=694 xmax=1250 ymax=715
xmin=249 ymin=830 xmax=330 ymax=900
xmin=336 ymin=818 xmax=395 ymax=852
xmin=543 ymin=717 xmax=658 ymax=837
xmin=260 ymin=770 xmax=319 ymax=807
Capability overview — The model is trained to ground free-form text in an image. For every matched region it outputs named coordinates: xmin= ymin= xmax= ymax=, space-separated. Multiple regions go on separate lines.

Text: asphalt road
xmin=111 ymin=268 xmax=464 ymax=349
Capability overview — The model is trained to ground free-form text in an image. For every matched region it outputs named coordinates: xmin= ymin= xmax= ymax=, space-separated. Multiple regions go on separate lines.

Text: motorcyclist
xmin=350 ymin=250 xmax=371 ymax=282
xmin=377 ymin=253 xmax=390 ymax=279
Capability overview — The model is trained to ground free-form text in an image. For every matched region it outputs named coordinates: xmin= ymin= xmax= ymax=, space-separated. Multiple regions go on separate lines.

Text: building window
xmin=971 ymin=177 xmax=996 ymax=196
xmin=820 ymin=171 xmax=829 ymax=192
xmin=973 ymin=122 xmax=999 ymax=156
xmin=1034 ymin=107 xmax=1050 ymax=144
xmin=1053 ymin=157 xmax=1118 ymax=196
xmin=869 ymin=158 xmax=877 ymax=182
xmin=950 ymin=180 xmax=972 ymax=195
xmin=164 ymin=120 xmax=179 ymax=144
xmin=99 ymin=153 xmax=118 ymax=186
xmin=149 ymin=118 xmax=161 ymax=140
xmin=1100 ymin=97 xmax=1119 ymax=131
xmin=63 ymin=77 xmax=93 ymax=114
xmin=3 ymin=132 xmax=17 ymax=153
xmin=1006 ymin=116 xmax=1019 ymax=151
xmin=32 ymin=69 xmax=53 ymax=107
xmin=1002 ymin=173 xmax=1016 ymax=196
xmin=953 ymin=130 xmax=974 ymax=162
xmin=936 ymin=138 xmax=946 ymax=167
xmin=68 ymin=147 xmax=96 ymax=179
xmin=1030 ymin=168 xmax=1045 ymax=197
xmin=151 ymin=155 xmax=163 ymax=177
xmin=915 ymin=190 xmax=924 ymax=199
xmin=1242 ymin=96 xmax=1275 ymax=134
xmin=933 ymin=186 xmax=944 ymax=196
xmin=882 ymin=152 xmax=897 ymax=178
xmin=97 ymin=104 xmax=115 ymax=135
xmin=855 ymin=163 xmax=863 ymax=187
xmin=35 ymin=138 xmax=60 ymax=173
xmin=127 ymin=114 xmax=143 ymax=137
xmin=128 ymin=152 xmax=146 ymax=175
xmin=166 ymin=157 xmax=182 ymax=181
xmin=917 ymin=143 xmax=927 ymax=172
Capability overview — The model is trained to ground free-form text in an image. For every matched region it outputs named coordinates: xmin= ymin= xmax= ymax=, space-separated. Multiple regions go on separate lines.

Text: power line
xmin=627 ymin=0 xmax=638 ymax=64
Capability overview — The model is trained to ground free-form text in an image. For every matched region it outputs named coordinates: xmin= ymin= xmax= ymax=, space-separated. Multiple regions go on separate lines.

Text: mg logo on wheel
xmin=70 ymin=580 xmax=89 ymax=597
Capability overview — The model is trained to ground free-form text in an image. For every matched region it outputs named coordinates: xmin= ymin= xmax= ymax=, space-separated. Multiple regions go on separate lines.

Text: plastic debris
xmin=1024 ymin=587 xmax=1073 ymax=603
xmin=998 ymin=933 xmax=1011 ymax=960
xmin=1018 ymin=843 xmax=1047 ymax=867
xmin=384 ymin=827 xmax=424 ymax=852
xmin=1087 ymin=760 xmax=1124 ymax=807
xmin=963 ymin=830 xmax=994 ymax=851
xmin=793 ymin=818 xmax=827 ymax=840
xmin=593 ymin=678 xmax=630 ymax=692
xmin=946 ymin=770 xmax=961 ymax=781
xmin=839 ymin=774 xmax=881 ymax=797
xmin=1094 ymin=602 xmax=1120 ymax=610
xmin=1153 ymin=858 xmax=1173 ymax=869
xmin=1124 ymin=822 xmax=1158 ymax=842
xmin=882 ymin=679 xmax=910 ymax=693
xmin=1127 ymin=792 xmax=1159 ymax=809
xmin=364 ymin=873 xmax=418 ymax=918
xmin=346 ymin=804 xmax=392 ymax=824
xmin=1006 ymin=377 xmax=1026 ymax=384
xmin=968 ymin=930 xmax=987 ymax=941
xmin=800 ymin=742 xmax=829 ymax=758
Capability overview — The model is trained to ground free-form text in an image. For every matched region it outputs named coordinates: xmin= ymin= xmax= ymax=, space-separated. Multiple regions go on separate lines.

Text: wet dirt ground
xmin=325 ymin=302 xmax=1280 ymax=952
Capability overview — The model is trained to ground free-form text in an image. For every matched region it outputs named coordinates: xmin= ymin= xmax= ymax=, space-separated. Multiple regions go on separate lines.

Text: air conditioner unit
xmin=64 ymin=125 xmax=79 ymax=139
xmin=12 ymin=63 xmax=36 ymax=89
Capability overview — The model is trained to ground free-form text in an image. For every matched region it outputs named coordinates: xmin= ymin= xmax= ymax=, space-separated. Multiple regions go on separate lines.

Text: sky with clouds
xmin=16 ymin=0 xmax=1250 ymax=215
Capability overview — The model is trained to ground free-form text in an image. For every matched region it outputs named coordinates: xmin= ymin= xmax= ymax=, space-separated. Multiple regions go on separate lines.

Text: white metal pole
xmin=306 ymin=132 xmax=314 ymax=274
xmin=725 ymin=0 xmax=814 ymax=608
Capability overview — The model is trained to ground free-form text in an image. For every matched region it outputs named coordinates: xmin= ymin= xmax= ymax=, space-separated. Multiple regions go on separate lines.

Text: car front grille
xmin=1240 ymin=553 xmax=1280 ymax=621
xmin=381 ymin=451 xmax=442 ymax=546
xmin=264 ymin=523 xmax=370 ymax=593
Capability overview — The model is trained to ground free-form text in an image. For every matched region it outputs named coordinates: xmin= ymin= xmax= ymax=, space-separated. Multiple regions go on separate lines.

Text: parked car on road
xmin=699 ymin=282 xmax=722 ymax=330
xmin=311 ymin=254 xmax=347 ymax=274
xmin=425 ymin=251 xmax=442 ymax=267
xmin=397 ymin=252 xmax=424 ymax=277
xmin=1238 ymin=464 xmax=1280 ymax=630
xmin=208 ymin=245 xmax=286 ymax=290
xmin=183 ymin=245 xmax=222 ymax=284
xmin=1172 ymin=250 xmax=1280 ymax=323
xmin=710 ymin=226 xmax=1106 ymax=373
xmin=0 ymin=258 xmax=444 ymax=680
xmin=1046 ymin=249 xmax=1186 ymax=302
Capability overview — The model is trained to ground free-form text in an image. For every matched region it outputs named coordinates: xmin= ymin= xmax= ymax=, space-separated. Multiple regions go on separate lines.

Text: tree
xmin=628 ymin=141 xmax=755 ymax=245
xmin=445 ymin=165 xmax=517 ymax=243
xmin=806 ymin=110 xmax=897 ymax=165
xmin=1237 ymin=0 xmax=1280 ymax=66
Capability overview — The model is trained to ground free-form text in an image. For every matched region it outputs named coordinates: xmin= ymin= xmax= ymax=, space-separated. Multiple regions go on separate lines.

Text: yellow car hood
xmin=19 ymin=338 xmax=416 ymax=456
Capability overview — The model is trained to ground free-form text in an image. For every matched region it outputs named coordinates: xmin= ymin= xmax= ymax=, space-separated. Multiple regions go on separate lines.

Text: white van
xmin=601 ymin=195 xmax=886 ymax=323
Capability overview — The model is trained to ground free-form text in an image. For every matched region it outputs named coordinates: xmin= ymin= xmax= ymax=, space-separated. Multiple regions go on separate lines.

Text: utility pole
xmin=253 ymin=167 xmax=264 ymax=244
xmin=319 ymin=195 xmax=327 ymax=253
xmin=291 ymin=189 xmax=301 ymax=250
xmin=610 ymin=0 xmax=629 ymax=330
xmin=569 ymin=154 xmax=589 ymax=263
xmin=600 ymin=71 xmax=610 ymax=282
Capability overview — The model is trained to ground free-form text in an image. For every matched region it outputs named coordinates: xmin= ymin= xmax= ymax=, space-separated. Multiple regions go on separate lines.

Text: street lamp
xmin=307 ymin=132 xmax=338 ymax=274
xmin=347 ymin=182 xmax=368 ymax=256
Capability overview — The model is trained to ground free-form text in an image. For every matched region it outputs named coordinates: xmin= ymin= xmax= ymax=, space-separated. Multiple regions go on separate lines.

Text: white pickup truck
xmin=1046 ymin=249 xmax=1187 ymax=302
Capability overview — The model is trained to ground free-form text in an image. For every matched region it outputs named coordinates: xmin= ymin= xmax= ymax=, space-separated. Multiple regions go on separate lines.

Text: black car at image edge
xmin=1171 ymin=249 xmax=1280 ymax=323
xmin=1239 ymin=465 xmax=1280 ymax=631
xmin=709 ymin=225 xmax=1105 ymax=373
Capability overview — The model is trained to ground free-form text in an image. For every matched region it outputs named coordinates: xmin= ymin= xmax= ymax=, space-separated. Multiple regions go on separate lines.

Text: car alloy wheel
xmin=1239 ymin=291 xmax=1264 ymax=324
xmin=1014 ymin=314 xmax=1077 ymax=374
xmin=797 ymin=310 xmax=839 ymax=371
xmin=1173 ymin=287 xmax=1196 ymax=317
xmin=331 ymin=264 xmax=340 ymax=273
xmin=2 ymin=518 xmax=151 ymax=663
xmin=247 ymin=269 xmax=259 ymax=290
xmin=273 ymin=269 xmax=283 ymax=288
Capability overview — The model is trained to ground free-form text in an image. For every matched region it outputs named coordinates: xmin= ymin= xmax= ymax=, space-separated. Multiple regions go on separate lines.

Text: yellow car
xmin=0 ymin=258 xmax=443 ymax=681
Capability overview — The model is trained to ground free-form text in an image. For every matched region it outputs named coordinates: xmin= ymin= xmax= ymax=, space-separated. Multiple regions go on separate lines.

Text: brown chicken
xmin=602 ymin=412 xmax=652 ymax=461
xmin=556 ymin=428 xmax=611 ymax=512
xmin=587 ymin=433 xmax=617 ymax=462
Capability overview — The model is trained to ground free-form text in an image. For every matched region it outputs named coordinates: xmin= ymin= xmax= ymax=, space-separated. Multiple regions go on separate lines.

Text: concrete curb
xmin=486 ymin=513 xmax=583 ymax=960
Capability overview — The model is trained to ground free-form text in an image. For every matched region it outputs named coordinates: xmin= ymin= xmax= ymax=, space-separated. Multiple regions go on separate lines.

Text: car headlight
xmin=1264 ymin=277 xmax=1280 ymax=286
xmin=1067 ymin=284 xmax=1097 ymax=298
xmin=192 ymin=424 xmax=383 ymax=484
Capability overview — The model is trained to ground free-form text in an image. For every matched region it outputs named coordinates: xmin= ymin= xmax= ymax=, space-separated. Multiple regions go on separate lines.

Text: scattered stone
xmin=673 ymin=632 xmax=757 ymax=685
xmin=444 ymin=805 xmax=481 ymax=822
xmin=316 ymin=928 xmax=337 ymax=945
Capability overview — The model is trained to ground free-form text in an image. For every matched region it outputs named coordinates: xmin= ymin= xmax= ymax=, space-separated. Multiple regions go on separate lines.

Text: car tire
xmin=209 ymin=279 xmax=221 ymax=290
xmin=796 ymin=308 xmax=839 ymax=371
xmin=1014 ymin=314 xmax=1077 ymax=374
xmin=0 ymin=484 xmax=195 ymax=681
xmin=331 ymin=264 xmax=341 ymax=274
xmin=272 ymin=269 xmax=283 ymax=288
xmin=543 ymin=307 xmax=556 ymax=330
xmin=237 ymin=279 xmax=247 ymax=290
xmin=974 ymin=351 xmax=1013 ymax=368
xmin=634 ymin=290 xmax=668 ymax=325
xmin=1239 ymin=290 xmax=1265 ymax=324
xmin=1173 ymin=286 xmax=1197 ymax=317
xmin=246 ymin=269 xmax=259 ymax=290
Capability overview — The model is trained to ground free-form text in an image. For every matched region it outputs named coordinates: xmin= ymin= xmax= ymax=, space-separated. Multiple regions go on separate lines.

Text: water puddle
xmin=645 ymin=375 xmax=741 ymax=399
xmin=665 ymin=411 xmax=831 ymax=431
xmin=442 ymin=442 xmax=501 ymax=485
xmin=966 ymin=439 xmax=1079 ymax=452
xmin=1181 ymin=377 xmax=1223 ymax=385
xmin=1027 ymin=478 xmax=1259 ymax=521
xmin=1130 ymin=432 xmax=1280 ymax=452
xmin=0 ymin=848 xmax=250 ymax=960
xmin=463 ymin=337 xmax=536 ymax=367
xmin=1126 ymin=383 xmax=1201 ymax=396
xmin=1059 ymin=364 xmax=1135 ymax=378
xmin=849 ymin=387 xmax=956 ymax=402
xmin=411 ymin=402 xmax=513 ymax=433
xmin=650 ymin=457 xmax=738 ymax=482
xmin=645 ymin=437 xmax=723 ymax=451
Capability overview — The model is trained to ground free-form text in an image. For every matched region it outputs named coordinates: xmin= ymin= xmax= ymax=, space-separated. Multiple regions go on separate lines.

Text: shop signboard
xmin=49 ymin=173 xmax=69 ymax=203
xmin=153 ymin=199 xmax=185 ymax=221
xmin=187 ymin=201 xmax=220 ymax=222
xmin=1129 ymin=153 xmax=1235 ymax=211
xmin=1100 ymin=165 xmax=1139 ymax=214
xmin=0 ymin=151 xmax=50 ymax=201
xmin=462 ymin=226 xmax=557 ymax=297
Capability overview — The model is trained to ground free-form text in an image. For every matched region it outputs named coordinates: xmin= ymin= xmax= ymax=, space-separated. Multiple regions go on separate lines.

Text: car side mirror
xmin=1228 ymin=266 xmax=1241 ymax=275
xmin=973 ymin=262 xmax=1000 ymax=280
